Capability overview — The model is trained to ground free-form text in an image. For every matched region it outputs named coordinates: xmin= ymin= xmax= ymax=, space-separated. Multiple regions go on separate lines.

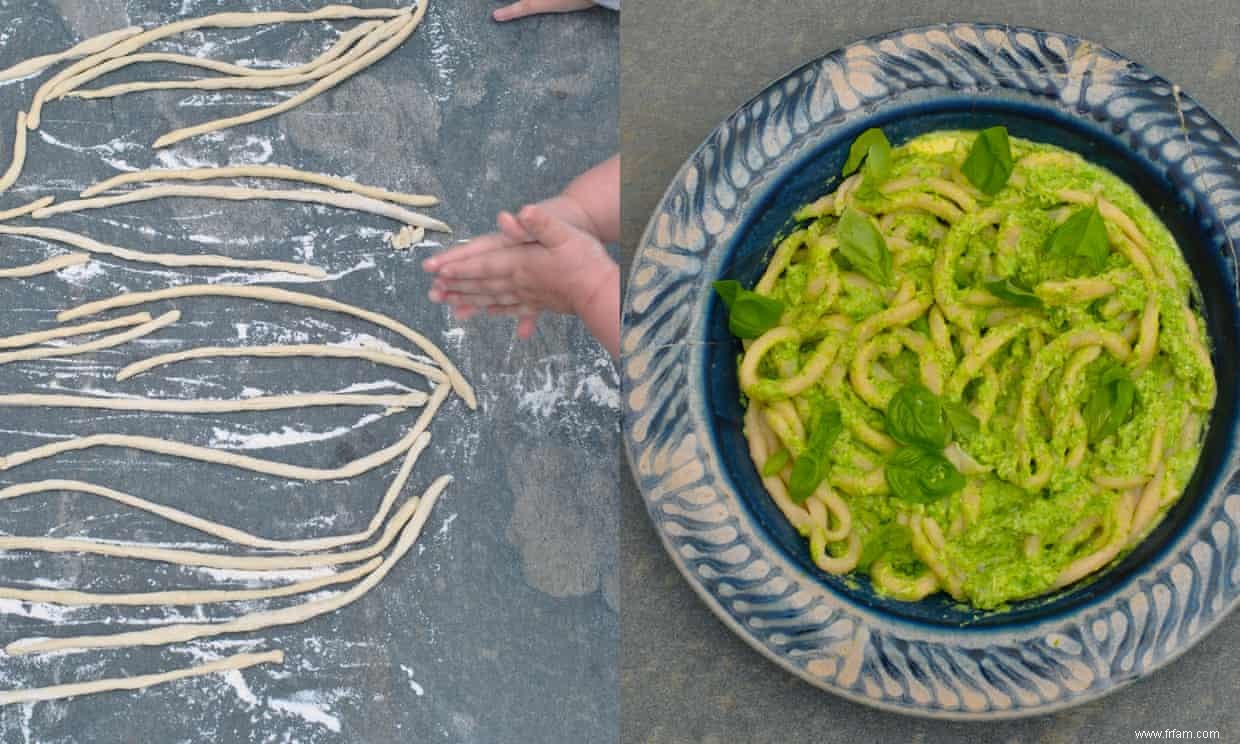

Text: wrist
xmin=571 ymin=257 xmax=620 ymax=319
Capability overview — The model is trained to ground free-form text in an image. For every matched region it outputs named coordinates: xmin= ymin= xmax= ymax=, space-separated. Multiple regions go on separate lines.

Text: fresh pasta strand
xmin=0 ymin=195 xmax=55 ymax=221
xmin=68 ymin=15 xmax=409 ymax=100
xmin=151 ymin=6 xmax=427 ymax=148
xmin=0 ymin=559 xmax=379 ymax=607
xmin=0 ymin=112 xmax=28 ymax=193
xmin=0 ymin=390 xmax=427 ymax=414
xmin=7 ymin=475 xmax=451 ymax=656
xmin=58 ymin=285 xmax=476 ymax=408
xmin=49 ymin=19 xmax=388 ymax=99
xmin=0 ymin=650 xmax=284 ymax=705
xmin=0 ymin=310 xmax=178 ymax=365
xmin=0 ymin=425 xmax=435 ymax=555
xmin=0 ymin=253 xmax=88 ymax=278
xmin=118 ymin=343 xmax=447 ymax=384
xmin=0 ymin=224 xmax=328 ymax=277
xmin=0 ymin=383 xmax=451 ymax=482
xmin=27 ymin=5 xmax=409 ymax=128
xmin=0 ymin=312 xmax=152 ymax=350
xmin=0 ymin=26 xmax=143 ymax=83
xmin=81 ymin=165 xmax=439 ymax=207
xmin=34 ymin=185 xmax=450 ymax=232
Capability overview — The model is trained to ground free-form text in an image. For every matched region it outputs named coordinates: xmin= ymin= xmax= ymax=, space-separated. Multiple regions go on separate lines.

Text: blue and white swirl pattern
xmin=623 ymin=24 xmax=1240 ymax=718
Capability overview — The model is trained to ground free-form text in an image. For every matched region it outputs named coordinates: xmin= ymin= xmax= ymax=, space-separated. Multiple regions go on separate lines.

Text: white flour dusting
xmin=399 ymin=665 xmax=426 ymax=696
xmin=222 ymin=669 xmax=259 ymax=706
xmin=269 ymin=694 xmax=342 ymax=733
xmin=208 ymin=411 xmax=388 ymax=450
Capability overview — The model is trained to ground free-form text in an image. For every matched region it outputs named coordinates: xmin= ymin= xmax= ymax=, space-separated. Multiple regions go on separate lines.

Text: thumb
xmin=517 ymin=204 xmax=587 ymax=250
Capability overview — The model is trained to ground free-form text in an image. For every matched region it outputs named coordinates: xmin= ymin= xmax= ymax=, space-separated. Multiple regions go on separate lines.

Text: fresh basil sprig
xmin=761 ymin=448 xmax=790 ymax=477
xmin=837 ymin=207 xmax=893 ymax=286
xmin=962 ymin=126 xmax=1015 ymax=195
xmin=885 ymin=383 xmax=950 ymax=449
xmin=713 ymin=280 xmax=785 ymax=339
xmin=1046 ymin=205 xmax=1110 ymax=277
xmin=788 ymin=403 xmax=844 ymax=503
xmin=842 ymin=128 xmax=892 ymax=185
xmin=984 ymin=277 xmax=1043 ymax=309
xmin=943 ymin=400 xmax=981 ymax=439
xmin=885 ymin=446 xmax=966 ymax=504
xmin=1083 ymin=365 xmax=1136 ymax=443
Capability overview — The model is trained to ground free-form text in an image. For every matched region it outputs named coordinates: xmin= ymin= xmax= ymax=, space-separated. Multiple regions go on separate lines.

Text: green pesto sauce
xmin=756 ymin=131 xmax=1215 ymax=610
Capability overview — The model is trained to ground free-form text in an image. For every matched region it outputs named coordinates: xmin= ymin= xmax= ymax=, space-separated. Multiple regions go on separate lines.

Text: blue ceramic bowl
xmin=623 ymin=24 xmax=1240 ymax=718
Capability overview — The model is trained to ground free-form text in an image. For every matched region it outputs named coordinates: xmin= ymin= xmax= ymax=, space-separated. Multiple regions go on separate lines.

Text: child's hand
xmin=493 ymin=0 xmax=596 ymax=22
xmin=424 ymin=205 xmax=619 ymax=354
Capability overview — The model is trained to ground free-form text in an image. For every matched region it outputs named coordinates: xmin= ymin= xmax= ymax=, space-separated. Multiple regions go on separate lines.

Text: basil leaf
xmin=837 ymin=207 xmax=893 ymax=286
xmin=886 ymin=383 xmax=949 ymax=450
xmin=842 ymin=128 xmax=892 ymax=185
xmin=789 ymin=452 xmax=826 ymax=503
xmin=761 ymin=448 xmax=790 ymax=477
xmin=712 ymin=279 xmax=742 ymax=308
xmin=961 ymin=126 xmax=1014 ymax=195
xmin=858 ymin=522 xmax=913 ymax=570
xmin=886 ymin=446 xmax=966 ymax=504
xmin=943 ymin=400 xmax=981 ymax=439
xmin=984 ymin=277 xmax=1043 ymax=309
xmin=1084 ymin=366 xmax=1136 ymax=443
xmin=807 ymin=401 xmax=844 ymax=453
xmin=713 ymin=281 xmax=784 ymax=339
xmin=1046 ymin=206 xmax=1110 ymax=276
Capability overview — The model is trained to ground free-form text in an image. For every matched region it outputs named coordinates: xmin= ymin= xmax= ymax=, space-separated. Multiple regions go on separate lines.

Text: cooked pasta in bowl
xmin=719 ymin=128 xmax=1216 ymax=611
xmin=624 ymin=23 xmax=1240 ymax=716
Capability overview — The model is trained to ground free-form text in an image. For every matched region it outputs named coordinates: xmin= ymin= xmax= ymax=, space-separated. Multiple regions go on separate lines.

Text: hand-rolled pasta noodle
xmin=118 ymin=343 xmax=447 ymax=384
xmin=0 ymin=112 xmax=28 ymax=193
xmin=0 ymin=26 xmax=142 ymax=83
xmin=0 ymin=650 xmax=283 ymax=705
xmin=69 ymin=14 xmax=409 ymax=100
xmin=0 ymin=224 xmax=327 ymax=277
xmin=34 ymin=185 xmax=450 ymax=232
xmin=0 ymin=390 xmax=427 ymax=413
xmin=81 ymin=165 xmax=439 ymax=207
xmin=0 ymin=310 xmax=178 ymax=365
xmin=0 ymin=253 xmax=88 ymax=278
xmin=152 ymin=6 xmax=427 ymax=148
xmin=27 ymin=4 xmax=410 ymax=128
xmin=59 ymin=285 xmax=476 ymax=408
xmin=0 ymin=312 xmax=151 ymax=350
xmin=6 ymin=475 xmax=451 ymax=656
xmin=0 ymin=196 xmax=55 ymax=221
xmin=0 ymin=465 xmax=441 ymax=572
xmin=0 ymin=427 xmax=435 ymax=555
xmin=0 ymin=382 xmax=451 ymax=482
xmin=49 ymin=19 xmax=387 ymax=100
xmin=0 ymin=558 xmax=380 ymax=607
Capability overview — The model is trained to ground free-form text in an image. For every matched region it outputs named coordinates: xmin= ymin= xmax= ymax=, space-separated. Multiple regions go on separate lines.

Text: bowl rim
xmin=622 ymin=21 xmax=1240 ymax=719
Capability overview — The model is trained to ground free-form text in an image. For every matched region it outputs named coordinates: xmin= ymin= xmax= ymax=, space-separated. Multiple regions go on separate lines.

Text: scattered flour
xmin=269 ymin=694 xmax=342 ymax=733
xmin=399 ymin=665 xmax=425 ymax=696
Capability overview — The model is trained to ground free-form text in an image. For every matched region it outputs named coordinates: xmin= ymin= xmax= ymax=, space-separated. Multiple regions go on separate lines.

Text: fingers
xmin=422 ymin=233 xmax=509 ymax=273
xmin=497 ymin=210 xmax=532 ymax=243
xmin=493 ymin=0 xmax=593 ymax=22
xmin=434 ymin=245 xmax=524 ymax=281
xmin=516 ymin=204 xmax=589 ymax=250
xmin=517 ymin=315 xmax=539 ymax=340
xmin=439 ymin=290 xmax=523 ymax=307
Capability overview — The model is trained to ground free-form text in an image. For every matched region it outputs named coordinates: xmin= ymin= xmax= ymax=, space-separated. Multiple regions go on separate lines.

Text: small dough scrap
xmin=389 ymin=225 xmax=426 ymax=251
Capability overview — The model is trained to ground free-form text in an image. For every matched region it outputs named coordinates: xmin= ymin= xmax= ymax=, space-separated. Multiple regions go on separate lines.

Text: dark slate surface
xmin=620 ymin=2 xmax=1240 ymax=743
xmin=0 ymin=1 xmax=618 ymax=742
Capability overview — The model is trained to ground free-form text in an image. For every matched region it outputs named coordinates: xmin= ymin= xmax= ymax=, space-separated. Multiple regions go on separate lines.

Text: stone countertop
xmin=0 ymin=1 xmax=618 ymax=742
xmin=620 ymin=2 xmax=1239 ymax=742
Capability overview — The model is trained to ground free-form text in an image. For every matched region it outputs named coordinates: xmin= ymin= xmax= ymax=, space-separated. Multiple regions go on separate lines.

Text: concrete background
xmin=0 ymin=1 xmax=618 ymax=742
xmin=621 ymin=2 xmax=1239 ymax=742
